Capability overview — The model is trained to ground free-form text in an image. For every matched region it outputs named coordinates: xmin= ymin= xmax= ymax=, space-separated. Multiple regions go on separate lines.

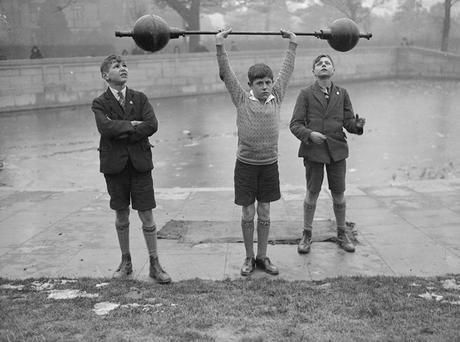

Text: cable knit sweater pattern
xmin=217 ymin=42 xmax=297 ymax=165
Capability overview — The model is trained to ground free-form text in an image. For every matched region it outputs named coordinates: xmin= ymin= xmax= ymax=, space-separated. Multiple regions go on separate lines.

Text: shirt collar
xmin=316 ymin=81 xmax=333 ymax=95
xmin=109 ymin=86 xmax=126 ymax=100
xmin=249 ymin=90 xmax=275 ymax=104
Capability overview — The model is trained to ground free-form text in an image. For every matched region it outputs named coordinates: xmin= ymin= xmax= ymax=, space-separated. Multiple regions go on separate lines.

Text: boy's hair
xmin=312 ymin=54 xmax=334 ymax=70
xmin=247 ymin=63 xmax=273 ymax=84
xmin=100 ymin=54 xmax=124 ymax=75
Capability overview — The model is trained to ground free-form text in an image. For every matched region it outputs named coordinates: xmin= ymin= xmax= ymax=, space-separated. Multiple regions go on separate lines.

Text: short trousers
xmin=303 ymin=158 xmax=346 ymax=194
xmin=234 ymin=159 xmax=281 ymax=206
xmin=104 ymin=160 xmax=156 ymax=211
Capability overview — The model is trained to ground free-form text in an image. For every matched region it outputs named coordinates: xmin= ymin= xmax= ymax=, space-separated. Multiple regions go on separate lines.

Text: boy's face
xmin=103 ymin=59 xmax=128 ymax=86
xmin=312 ymin=56 xmax=334 ymax=79
xmin=249 ymin=77 xmax=273 ymax=102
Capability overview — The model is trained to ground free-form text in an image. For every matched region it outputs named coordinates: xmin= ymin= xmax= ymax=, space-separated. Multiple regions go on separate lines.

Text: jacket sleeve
xmin=289 ymin=89 xmax=312 ymax=145
xmin=342 ymin=89 xmax=363 ymax=135
xmin=92 ymin=98 xmax=134 ymax=139
xmin=128 ymin=94 xmax=158 ymax=143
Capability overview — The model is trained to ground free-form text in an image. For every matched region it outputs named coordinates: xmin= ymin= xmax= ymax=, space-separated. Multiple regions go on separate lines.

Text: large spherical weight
xmin=132 ymin=14 xmax=171 ymax=52
xmin=327 ymin=18 xmax=360 ymax=52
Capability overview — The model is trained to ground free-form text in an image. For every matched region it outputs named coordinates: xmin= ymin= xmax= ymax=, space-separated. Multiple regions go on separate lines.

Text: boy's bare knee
xmin=257 ymin=202 xmax=270 ymax=221
xmin=242 ymin=204 xmax=255 ymax=221
xmin=115 ymin=208 xmax=130 ymax=226
xmin=138 ymin=209 xmax=154 ymax=226
xmin=331 ymin=191 xmax=345 ymax=204
xmin=305 ymin=190 xmax=320 ymax=205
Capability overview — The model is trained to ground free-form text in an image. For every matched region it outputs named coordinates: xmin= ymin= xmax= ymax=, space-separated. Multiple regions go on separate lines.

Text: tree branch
xmin=55 ymin=0 xmax=76 ymax=12
xmin=158 ymin=0 xmax=191 ymax=19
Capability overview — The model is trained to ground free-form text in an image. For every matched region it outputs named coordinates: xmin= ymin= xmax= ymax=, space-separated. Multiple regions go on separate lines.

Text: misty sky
xmin=287 ymin=0 xmax=453 ymax=15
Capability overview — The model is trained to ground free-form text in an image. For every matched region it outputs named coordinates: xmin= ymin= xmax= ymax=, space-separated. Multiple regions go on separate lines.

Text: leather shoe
xmin=113 ymin=255 xmax=132 ymax=279
xmin=297 ymin=230 xmax=312 ymax=254
xmin=240 ymin=257 xmax=256 ymax=276
xmin=149 ymin=256 xmax=172 ymax=284
xmin=337 ymin=230 xmax=355 ymax=253
xmin=255 ymin=257 xmax=279 ymax=276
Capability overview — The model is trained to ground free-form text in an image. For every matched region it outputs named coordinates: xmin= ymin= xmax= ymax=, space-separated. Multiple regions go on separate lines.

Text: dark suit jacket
xmin=289 ymin=82 xmax=363 ymax=164
xmin=92 ymin=87 xmax=158 ymax=174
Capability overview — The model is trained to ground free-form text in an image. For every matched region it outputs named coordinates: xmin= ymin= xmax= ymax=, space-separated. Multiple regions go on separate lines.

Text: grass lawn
xmin=1 ymin=275 xmax=460 ymax=341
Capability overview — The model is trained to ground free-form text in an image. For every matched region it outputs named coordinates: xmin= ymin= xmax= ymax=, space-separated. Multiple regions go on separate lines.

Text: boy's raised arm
xmin=272 ymin=30 xmax=297 ymax=101
xmin=216 ymin=28 xmax=245 ymax=105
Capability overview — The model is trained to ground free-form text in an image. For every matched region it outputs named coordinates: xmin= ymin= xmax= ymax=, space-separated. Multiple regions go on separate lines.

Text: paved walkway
xmin=1 ymin=178 xmax=459 ymax=281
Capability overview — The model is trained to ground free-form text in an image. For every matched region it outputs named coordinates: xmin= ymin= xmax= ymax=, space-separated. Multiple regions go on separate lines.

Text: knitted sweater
xmin=217 ymin=42 xmax=297 ymax=165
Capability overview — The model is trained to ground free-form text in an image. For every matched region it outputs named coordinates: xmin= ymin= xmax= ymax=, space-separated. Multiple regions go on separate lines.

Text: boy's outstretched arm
xmin=216 ymin=27 xmax=232 ymax=47
xmin=280 ymin=29 xmax=297 ymax=43
xmin=216 ymin=28 xmax=245 ymax=105
xmin=272 ymin=30 xmax=297 ymax=101
xmin=343 ymin=90 xmax=365 ymax=135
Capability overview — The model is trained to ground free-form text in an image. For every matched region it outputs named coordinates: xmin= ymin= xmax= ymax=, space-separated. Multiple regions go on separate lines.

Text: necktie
xmin=321 ymin=87 xmax=330 ymax=102
xmin=117 ymin=91 xmax=125 ymax=108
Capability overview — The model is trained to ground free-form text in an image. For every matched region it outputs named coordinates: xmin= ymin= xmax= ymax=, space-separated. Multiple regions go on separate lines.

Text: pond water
xmin=0 ymin=79 xmax=459 ymax=191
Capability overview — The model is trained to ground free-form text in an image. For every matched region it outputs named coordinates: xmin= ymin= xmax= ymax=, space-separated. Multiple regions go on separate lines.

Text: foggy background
xmin=1 ymin=0 xmax=460 ymax=59
xmin=1 ymin=0 xmax=460 ymax=190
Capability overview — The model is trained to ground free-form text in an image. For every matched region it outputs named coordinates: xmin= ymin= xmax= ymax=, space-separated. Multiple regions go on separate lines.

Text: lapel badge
xmin=129 ymin=100 xmax=133 ymax=105
xmin=336 ymin=91 xmax=339 ymax=95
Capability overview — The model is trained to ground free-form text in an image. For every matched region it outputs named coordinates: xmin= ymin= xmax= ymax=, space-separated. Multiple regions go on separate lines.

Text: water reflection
xmin=0 ymin=79 xmax=459 ymax=190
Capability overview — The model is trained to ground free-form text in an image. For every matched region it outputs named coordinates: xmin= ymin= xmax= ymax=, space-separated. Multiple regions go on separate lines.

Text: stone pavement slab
xmin=0 ymin=179 xmax=460 ymax=281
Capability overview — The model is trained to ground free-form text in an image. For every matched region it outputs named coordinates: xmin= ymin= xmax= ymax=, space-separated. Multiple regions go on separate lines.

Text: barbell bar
xmin=115 ymin=14 xmax=372 ymax=53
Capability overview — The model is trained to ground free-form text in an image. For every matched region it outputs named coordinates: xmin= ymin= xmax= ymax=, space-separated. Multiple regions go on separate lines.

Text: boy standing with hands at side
xmin=216 ymin=28 xmax=297 ymax=276
xmin=92 ymin=54 xmax=171 ymax=284
xmin=290 ymin=54 xmax=366 ymax=254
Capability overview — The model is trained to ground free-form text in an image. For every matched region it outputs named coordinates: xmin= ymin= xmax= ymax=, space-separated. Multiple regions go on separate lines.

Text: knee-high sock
xmin=303 ymin=201 xmax=316 ymax=232
xmin=256 ymin=219 xmax=270 ymax=258
xmin=115 ymin=223 xmax=130 ymax=256
xmin=241 ymin=220 xmax=255 ymax=258
xmin=142 ymin=224 xmax=158 ymax=257
xmin=333 ymin=202 xmax=346 ymax=231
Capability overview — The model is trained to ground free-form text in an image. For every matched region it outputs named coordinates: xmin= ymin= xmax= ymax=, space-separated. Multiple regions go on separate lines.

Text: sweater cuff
xmin=216 ymin=45 xmax=226 ymax=55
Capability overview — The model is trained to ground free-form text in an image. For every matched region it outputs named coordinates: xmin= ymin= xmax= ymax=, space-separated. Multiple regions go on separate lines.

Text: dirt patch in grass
xmin=1 ymin=275 xmax=459 ymax=341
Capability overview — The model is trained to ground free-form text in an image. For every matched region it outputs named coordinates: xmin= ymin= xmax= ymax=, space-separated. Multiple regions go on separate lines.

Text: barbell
xmin=115 ymin=14 xmax=372 ymax=53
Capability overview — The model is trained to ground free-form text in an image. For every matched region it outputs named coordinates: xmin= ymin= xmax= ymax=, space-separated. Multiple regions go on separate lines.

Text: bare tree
xmin=247 ymin=0 xmax=289 ymax=31
xmin=440 ymin=0 xmax=459 ymax=51
xmin=37 ymin=0 xmax=73 ymax=45
xmin=56 ymin=0 xmax=77 ymax=12
xmin=153 ymin=0 xmax=206 ymax=52
xmin=128 ymin=0 xmax=149 ymax=21
xmin=153 ymin=0 xmax=294 ymax=51
xmin=320 ymin=0 xmax=388 ymax=23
